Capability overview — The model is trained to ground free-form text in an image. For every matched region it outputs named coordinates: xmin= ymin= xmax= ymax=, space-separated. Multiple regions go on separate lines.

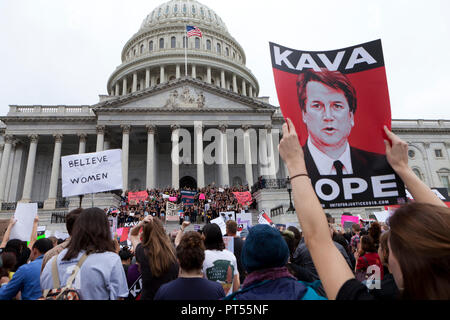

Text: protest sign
xmin=10 ymin=203 xmax=38 ymax=241
xmin=236 ymin=211 xmax=253 ymax=227
xmin=270 ymin=39 xmax=406 ymax=209
xmin=199 ymin=193 xmax=206 ymax=200
xmin=128 ymin=191 xmax=148 ymax=204
xmin=108 ymin=216 xmax=118 ymax=239
xmin=258 ymin=209 xmax=273 ymax=226
xmin=374 ymin=210 xmax=390 ymax=223
xmin=232 ymin=192 xmax=253 ymax=206
xmin=211 ymin=216 xmax=227 ymax=235
xmin=61 ymin=149 xmax=123 ymax=197
xmin=220 ymin=211 xmax=236 ymax=222
xmin=166 ymin=202 xmax=181 ymax=222
xmin=36 ymin=226 xmax=46 ymax=241
xmin=223 ymin=236 xmax=234 ymax=254
xmin=341 ymin=215 xmax=360 ymax=231
xmin=181 ymin=190 xmax=197 ymax=207
xmin=169 ymin=196 xmax=177 ymax=202
xmin=54 ymin=231 xmax=69 ymax=240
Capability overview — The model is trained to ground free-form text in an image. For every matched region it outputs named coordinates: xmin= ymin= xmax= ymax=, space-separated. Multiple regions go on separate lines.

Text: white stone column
xmin=4 ymin=142 xmax=16 ymax=202
xmin=20 ymin=135 xmax=38 ymax=203
xmin=96 ymin=126 xmax=105 ymax=152
xmin=0 ymin=144 xmax=4 ymax=169
xmin=221 ymin=70 xmax=226 ymax=89
xmin=171 ymin=125 xmax=180 ymax=190
xmin=7 ymin=142 xmax=24 ymax=202
xmin=242 ymin=79 xmax=247 ymax=96
xmin=242 ymin=125 xmax=254 ymax=187
xmin=145 ymin=68 xmax=151 ymax=88
xmin=207 ymin=67 xmax=212 ymax=84
xmin=176 ymin=65 xmax=181 ymax=79
xmin=122 ymin=78 xmax=128 ymax=96
xmin=258 ymin=128 xmax=269 ymax=178
xmin=140 ymin=78 xmax=144 ymax=91
xmin=160 ymin=66 xmax=165 ymax=83
xmin=266 ymin=126 xmax=277 ymax=179
xmin=0 ymin=136 xmax=14 ymax=202
xmin=219 ymin=125 xmax=230 ymax=187
xmin=192 ymin=65 xmax=196 ymax=79
xmin=146 ymin=125 xmax=156 ymax=190
xmin=121 ymin=125 xmax=130 ymax=194
xmin=422 ymin=142 xmax=436 ymax=186
xmin=115 ymin=83 xmax=120 ymax=96
xmin=78 ymin=133 xmax=87 ymax=154
xmin=132 ymin=72 xmax=138 ymax=93
xmin=194 ymin=123 xmax=205 ymax=189
xmin=44 ymin=134 xmax=63 ymax=210
xmin=249 ymin=86 xmax=253 ymax=98
xmin=233 ymin=74 xmax=238 ymax=93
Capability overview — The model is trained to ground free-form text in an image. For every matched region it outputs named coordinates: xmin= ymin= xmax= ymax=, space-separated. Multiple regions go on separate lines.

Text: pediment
xmin=94 ymin=78 xmax=276 ymax=113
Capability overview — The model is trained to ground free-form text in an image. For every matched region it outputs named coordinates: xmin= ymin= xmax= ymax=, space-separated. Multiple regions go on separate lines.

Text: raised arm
xmin=174 ymin=221 xmax=190 ymax=247
xmin=129 ymin=215 xmax=152 ymax=253
xmin=0 ymin=218 xmax=17 ymax=249
xmin=384 ymin=126 xmax=446 ymax=207
xmin=278 ymin=118 xmax=354 ymax=299
xmin=28 ymin=216 xmax=39 ymax=250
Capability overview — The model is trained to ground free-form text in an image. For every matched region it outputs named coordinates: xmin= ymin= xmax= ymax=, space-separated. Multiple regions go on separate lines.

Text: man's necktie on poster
xmin=334 ymin=160 xmax=344 ymax=176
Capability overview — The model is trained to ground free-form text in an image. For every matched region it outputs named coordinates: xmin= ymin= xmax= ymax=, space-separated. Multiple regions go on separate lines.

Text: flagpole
xmin=184 ymin=23 xmax=188 ymax=77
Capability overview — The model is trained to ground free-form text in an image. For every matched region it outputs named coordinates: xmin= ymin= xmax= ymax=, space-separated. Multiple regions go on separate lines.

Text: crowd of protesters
xmin=0 ymin=124 xmax=449 ymax=301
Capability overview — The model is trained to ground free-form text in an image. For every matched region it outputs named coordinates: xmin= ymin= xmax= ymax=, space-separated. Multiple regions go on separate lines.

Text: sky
xmin=0 ymin=0 xmax=449 ymax=120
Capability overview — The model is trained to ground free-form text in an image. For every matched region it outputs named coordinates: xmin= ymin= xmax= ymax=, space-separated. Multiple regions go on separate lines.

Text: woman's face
xmin=388 ymin=239 xmax=404 ymax=290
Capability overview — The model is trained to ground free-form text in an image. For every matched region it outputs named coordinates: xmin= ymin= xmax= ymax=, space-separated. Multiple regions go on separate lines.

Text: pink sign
xmin=169 ymin=197 xmax=177 ymax=202
xmin=341 ymin=215 xmax=359 ymax=228
xmin=199 ymin=193 xmax=206 ymax=200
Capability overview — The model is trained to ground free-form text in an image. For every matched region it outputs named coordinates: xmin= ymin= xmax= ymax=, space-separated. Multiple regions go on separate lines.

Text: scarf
xmin=242 ymin=266 xmax=297 ymax=289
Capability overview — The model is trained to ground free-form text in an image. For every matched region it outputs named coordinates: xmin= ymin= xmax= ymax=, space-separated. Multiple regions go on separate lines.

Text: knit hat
xmin=241 ymin=224 xmax=289 ymax=273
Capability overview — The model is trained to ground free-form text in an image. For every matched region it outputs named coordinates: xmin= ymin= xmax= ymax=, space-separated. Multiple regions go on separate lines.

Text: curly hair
xmin=176 ymin=231 xmax=205 ymax=271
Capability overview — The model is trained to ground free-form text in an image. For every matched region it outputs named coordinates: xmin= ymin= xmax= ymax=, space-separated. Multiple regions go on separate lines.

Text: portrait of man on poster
xmin=297 ymin=68 xmax=389 ymax=178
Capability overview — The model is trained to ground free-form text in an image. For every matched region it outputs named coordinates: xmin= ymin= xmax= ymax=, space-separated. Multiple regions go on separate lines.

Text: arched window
xmin=171 ymin=36 xmax=176 ymax=49
xmin=183 ymin=36 xmax=187 ymax=48
xmin=217 ymin=43 xmax=221 ymax=54
xmin=437 ymin=168 xmax=450 ymax=191
xmin=149 ymin=40 xmax=154 ymax=52
xmin=412 ymin=168 xmax=423 ymax=181
xmin=225 ymin=47 xmax=229 ymax=56
xmin=192 ymin=5 xmax=196 ymax=14
xmin=133 ymin=49 xmax=136 ymax=56
xmin=165 ymin=6 xmax=169 ymax=14
xmin=200 ymin=7 xmax=205 ymax=16
xmin=206 ymin=39 xmax=211 ymax=50
xmin=195 ymin=37 xmax=200 ymax=49
xmin=140 ymin=44 xmax=144 ymax=54
xmin=174 ymin=4 xmax=178 ymax=13
xmin=158 ymin=8 xmax=162 ymax=17
xmin=183 ymin=4 xmax=187 ymax=13
xmin=159 ymin=38 xmax=164 ymax=49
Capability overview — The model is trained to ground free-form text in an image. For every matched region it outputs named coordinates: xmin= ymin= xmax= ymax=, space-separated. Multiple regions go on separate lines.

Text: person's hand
xmin=279 ymin=118 xmax=306 ymax=170
xmin=33 ymin=216 xmax=39 ymax=224
xmin=142 ymin=215 xmax=153 ymax=224
xmin=384 ymin=126 xmax=409 ymax=173
xmin=181 ymin=221 xmax=190 ymax=231
xmin=8 ymin=218 xmax=17 ymax=227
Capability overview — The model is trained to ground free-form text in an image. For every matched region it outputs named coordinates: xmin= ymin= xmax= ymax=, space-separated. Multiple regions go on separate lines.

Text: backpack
xmin=39 ymin=253 xmax=88 ymax=300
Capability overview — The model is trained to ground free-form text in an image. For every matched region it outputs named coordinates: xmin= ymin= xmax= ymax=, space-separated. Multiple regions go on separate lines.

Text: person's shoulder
xmin=336 ymin=278 xmax=376 ymax=300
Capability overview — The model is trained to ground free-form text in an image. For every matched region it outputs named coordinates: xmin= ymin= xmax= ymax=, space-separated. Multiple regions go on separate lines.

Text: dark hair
xmin=32 ymin=238 xmax=54 ymax=255
xmin=203 ymin=223 xmax=225 ymax=251
xmin=176 ymin=231 xmax=205 ymax=271
xmin=119 ymin=247 xmax=133 ymax=261
xmin=4 ymin=239 xmax=30 ymax=272
xmin=369 ymin=222 xmax=381 ymax=249
xmin=333 ymin=233 xmax=351 ymax=255
xmin=379 ymin=231 xmax=390 ymax=265
xmin=388 ymin=203 xmax=450 ymax=299
xmin=64 ymin=208 xmax=116 ymax=261
xmin=352 ymin=223 xmax=361 ymax=232
xmin=66 ymin=208 xmax=83 ymax=236
xmin=280 ymin=230 xmax=296 ymax=260
xmin=0 ymin=252 xmax=16 ymax=278
xmin=287 ymin=226 xmax=302 ymax=249
xmin=359 ymin=235 xmax=377 ymax=255
xmin=297 ymin=68 xmax=357 ymax=114
xmin=226 ymin=220 xmax=238 ymax=235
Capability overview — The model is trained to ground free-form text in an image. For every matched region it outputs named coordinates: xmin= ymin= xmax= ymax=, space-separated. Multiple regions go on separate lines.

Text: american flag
xmin=186 ymin=25 xmax=203 ymax=38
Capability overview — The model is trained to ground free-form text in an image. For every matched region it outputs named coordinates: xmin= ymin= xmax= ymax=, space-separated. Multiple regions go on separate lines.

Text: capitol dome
xmin=107 ymin=0 xmax=259 ymax=99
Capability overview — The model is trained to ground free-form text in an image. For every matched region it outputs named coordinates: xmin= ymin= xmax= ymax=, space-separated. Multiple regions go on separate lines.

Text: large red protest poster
xmin=270 ymin=40 xmax=406 ymax=208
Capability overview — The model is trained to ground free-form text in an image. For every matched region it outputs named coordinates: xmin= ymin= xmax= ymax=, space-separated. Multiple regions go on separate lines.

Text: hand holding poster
xmin=10 ymin=203 xmax=38 ymax=241
xmin=61 ymin=149 xmax=123 ymax=197
xmin=270 ymin=40 xmax=406 ymax=208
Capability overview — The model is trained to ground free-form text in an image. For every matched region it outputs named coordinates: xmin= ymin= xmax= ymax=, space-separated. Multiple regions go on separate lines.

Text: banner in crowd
xmin=169 ymin=196 xmax=177 ymax=202
xmin=236 ymin=211 xmax=253 ymax=228
xmin=166 ymin=202 xmax=182 ymax=222
xmin=10 ymin=203 xmax=38 ymax=242
xmin=61 ymin=149 xmax=123 ymax=197
xmin=270 ymin=39 xmax=406 ymax=209
xmin=128 ymin=191 xmax=148 ymax=205
xmin=341 ymin=215 xmax=359 ymax=231
xmin=232 ymin=192 xmax=253 ymax=206
xmin=181 ymin=190 xmax=197 ymax=207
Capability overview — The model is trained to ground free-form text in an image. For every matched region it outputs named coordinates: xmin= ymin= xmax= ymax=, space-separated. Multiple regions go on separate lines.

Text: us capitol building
xmin=0 ymin=0 xmax=449 ymax=221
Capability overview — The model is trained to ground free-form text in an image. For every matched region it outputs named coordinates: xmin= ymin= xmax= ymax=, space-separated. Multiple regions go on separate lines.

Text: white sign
xmin=61 ymin=149 xmax=123 ymax=197
xmin=211 ymin=216 xmax=227 ymax=235
xmin=236 ymin=211 xmax=253 ymax=227
xmin=10 ymin=203 xmax=38 ymax=241
xmin=223 ymin=236 xmax=234 ymax=254
xmin=374 ymin=211 xmax=390 ymax=223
